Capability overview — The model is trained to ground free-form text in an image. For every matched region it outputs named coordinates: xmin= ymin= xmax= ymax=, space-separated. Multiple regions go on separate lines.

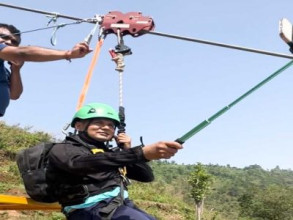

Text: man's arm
xmin=9 ymin=61 xmax=23 ymax=100
xmin=0 ymin=42 xmax=91 ymax=63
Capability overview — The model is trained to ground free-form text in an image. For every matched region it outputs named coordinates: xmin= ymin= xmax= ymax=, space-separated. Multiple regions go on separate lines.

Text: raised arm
xmin=0 ymin=42 xmax=91 ymax=63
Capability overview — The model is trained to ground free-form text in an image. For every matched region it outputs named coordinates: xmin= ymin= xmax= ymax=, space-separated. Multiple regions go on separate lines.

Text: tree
xmin=188 ymin=163 xmax=214 ymax=220
xmin=238 ymin=185 xmax=293 ymax=219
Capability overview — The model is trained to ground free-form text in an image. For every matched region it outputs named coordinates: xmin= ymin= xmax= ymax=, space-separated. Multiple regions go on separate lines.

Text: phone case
xmin=279 ymin=18 xmax=293 ymax=44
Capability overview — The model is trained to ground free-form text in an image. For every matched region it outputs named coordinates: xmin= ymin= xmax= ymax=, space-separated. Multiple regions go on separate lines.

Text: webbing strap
xmin=76 ymin=38 xmax=104 ymax=110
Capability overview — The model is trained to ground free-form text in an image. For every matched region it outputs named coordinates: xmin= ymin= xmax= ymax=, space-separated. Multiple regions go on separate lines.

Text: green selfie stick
xmin=176 ymin=60 xmax=293 ymax=144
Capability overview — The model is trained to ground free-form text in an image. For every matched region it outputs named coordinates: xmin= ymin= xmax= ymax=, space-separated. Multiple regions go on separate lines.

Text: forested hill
xmin=0 ymin=121 xmax=292 ymax=219
xmin=149 ymin=161 xmax=293 ymax=219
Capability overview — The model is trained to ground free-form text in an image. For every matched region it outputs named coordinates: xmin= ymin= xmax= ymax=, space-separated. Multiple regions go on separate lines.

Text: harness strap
xmin=76 ymin=38 xmax=104 ymax=110
xmin=98 ymin=181 xmax=125 ymax=220
xmin=61 ymin=136 xmax=129 ymax=217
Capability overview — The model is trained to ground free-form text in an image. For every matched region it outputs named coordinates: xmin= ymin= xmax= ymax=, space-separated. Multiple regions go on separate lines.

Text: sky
xmin=1 ymin=0 xmax=293 ymax=170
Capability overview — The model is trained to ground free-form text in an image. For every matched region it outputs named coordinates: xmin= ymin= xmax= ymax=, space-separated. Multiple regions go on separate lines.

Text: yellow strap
xmin=90 ymin=148 xmax=127 ymax=177
xmin=91 ymin=148 xmax=104 ymax=154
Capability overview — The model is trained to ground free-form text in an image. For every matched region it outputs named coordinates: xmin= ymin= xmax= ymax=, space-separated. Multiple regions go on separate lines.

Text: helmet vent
xmin=88 ymin=108 xmax=96 ymax=114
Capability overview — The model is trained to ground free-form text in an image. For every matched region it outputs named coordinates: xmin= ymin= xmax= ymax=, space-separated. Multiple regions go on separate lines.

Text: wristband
xmin=65 ymin=51 xmax=72 ymax=62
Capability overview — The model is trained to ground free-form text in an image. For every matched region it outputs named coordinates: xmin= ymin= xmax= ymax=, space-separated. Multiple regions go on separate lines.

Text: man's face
xmin=0 ymin=27 xmax=20 ymax=46
xmin=76 ymin=118 xmax=116 ymax=142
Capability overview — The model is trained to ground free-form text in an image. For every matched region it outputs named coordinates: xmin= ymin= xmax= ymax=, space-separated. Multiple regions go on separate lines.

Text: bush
xmin=0 ymin=121 xmax=52 ymax=156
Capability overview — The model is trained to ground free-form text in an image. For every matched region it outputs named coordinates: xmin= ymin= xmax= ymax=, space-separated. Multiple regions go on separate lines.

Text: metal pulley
xmin=101 ymin=11 xmax=155 ymax=37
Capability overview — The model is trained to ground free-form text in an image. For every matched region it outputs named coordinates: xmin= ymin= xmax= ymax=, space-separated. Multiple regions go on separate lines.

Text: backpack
xmin=16 ymin=142 xmax=57 ymax=203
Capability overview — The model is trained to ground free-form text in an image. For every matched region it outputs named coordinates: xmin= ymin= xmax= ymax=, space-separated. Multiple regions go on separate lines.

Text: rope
xmin=109 ymin=50 xmax=127 ymax=137
xmin=76 ymin=38 xmax=104 ymax=110
xmin=50 ymin=24 xmax=63 ymax=46
xmin=111 ymin=53 xmax=125 ymax=106
xmin=109 ymin=50 xmax=126 ymax=107
xmin=0 ymin=21 xmax=86 ymax=39
xmin=119 ymin=71 xmax=123 ymax=107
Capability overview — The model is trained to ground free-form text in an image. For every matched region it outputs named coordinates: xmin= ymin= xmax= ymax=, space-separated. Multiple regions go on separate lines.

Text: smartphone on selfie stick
xmin=279 ymin=18 xmax=293 ymax=53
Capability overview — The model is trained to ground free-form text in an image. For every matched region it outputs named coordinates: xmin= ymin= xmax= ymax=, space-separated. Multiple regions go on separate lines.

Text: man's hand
xmin=142 ymin=141 xmax=183 ymax=160
xmin=67 ymin=42 xmax=92 ymax=59
xmin=9 ymin=60 xmax=24 ymax=72
xmin=9 ymin=61 xmax=23 ymax=100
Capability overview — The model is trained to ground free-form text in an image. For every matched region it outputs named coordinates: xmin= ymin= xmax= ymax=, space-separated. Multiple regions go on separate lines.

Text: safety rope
xmin=111 ymin=53 xmax=126 ymax=106
xmin=108 ymin=51 xmax=129 ymax=182
xmin=119 ymin=71 xmax=124 ymax=107
xmin=109 ymin=50 xmax=127 ymax=135
xmin=76 ymin=38 xmax=104 ymax=110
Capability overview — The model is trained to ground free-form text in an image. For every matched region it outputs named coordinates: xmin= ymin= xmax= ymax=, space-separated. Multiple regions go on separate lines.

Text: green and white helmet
xmin=71 ymin=103 xmax=120 ymax=127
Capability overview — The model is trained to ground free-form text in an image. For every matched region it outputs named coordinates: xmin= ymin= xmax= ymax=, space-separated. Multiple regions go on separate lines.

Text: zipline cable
xmin=0 ymin=3 xmax=96 ymax=23
xmin=1 ymin=3 xmax=292 ymax=59
xmin=175 ymin=60 xmax=293 ymax=144
xmin=147 ymin=31 xmax=293 ymax=59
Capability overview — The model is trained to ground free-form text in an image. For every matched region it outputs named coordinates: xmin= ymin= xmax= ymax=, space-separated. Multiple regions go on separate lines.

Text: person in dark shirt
xmin=0 ymin=23 xmax=91 ymax=116
xmin=47 ymin=102 xmax=183 ymax=220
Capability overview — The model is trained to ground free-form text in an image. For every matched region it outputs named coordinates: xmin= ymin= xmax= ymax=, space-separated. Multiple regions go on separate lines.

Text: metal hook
xmin=46 ymin=12 xmax=59 ymax=26
xmin=62 ymin=122 xmax=71 ymax=136
xmin=114 ymin=30 xmax=132 ymax=55
xmin=84 ymin=15 xmax=101 ymax=45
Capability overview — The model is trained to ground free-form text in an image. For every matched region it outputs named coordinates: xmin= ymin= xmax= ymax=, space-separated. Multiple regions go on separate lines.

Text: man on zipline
xmin=0 ymin=23 xmax=91 ymax=117
xmin=47 ymin=102 xmax=182 ymax=220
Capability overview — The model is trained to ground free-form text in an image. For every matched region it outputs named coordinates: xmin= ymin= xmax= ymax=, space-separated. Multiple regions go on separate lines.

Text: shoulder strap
xmin=65 ymin=135 xmax=93 ymax=150
xmin=65 ymin=135 xmax=107 ymax=155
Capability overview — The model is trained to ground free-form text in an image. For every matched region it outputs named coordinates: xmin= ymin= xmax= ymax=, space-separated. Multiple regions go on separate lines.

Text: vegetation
xmin=187 ymin=163 xmax=214 ymax=220
xmin=0 ymin=121 xmax=52 ymax=156
xmin=0 ymin=121 xmax=293 ymax=219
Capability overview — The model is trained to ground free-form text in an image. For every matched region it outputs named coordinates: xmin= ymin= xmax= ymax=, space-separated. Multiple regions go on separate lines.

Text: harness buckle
xmin=119 ymin=167 xmax=131 ymax=185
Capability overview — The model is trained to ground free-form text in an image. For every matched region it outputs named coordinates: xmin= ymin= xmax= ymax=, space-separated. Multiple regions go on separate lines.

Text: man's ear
xmin=75 ymin=121 xmax=85 ymax=131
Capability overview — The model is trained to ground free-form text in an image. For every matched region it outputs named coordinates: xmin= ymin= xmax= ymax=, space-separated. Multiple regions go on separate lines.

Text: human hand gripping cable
xmin=65 ymin=42 xmax=92 ymax=61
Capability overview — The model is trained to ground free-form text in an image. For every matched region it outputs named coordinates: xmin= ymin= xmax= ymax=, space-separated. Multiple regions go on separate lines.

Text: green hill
xmin=0 ymin=121 xmax=292 ymax=220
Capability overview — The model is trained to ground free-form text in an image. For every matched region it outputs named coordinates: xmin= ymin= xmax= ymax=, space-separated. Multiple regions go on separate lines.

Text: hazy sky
xmin=1 ymin=0 xmax=293 ymax=170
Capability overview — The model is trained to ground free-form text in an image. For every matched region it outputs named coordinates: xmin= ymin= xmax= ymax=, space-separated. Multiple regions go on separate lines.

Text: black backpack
xmin=16 ymin=142 xmax=57 ymax=203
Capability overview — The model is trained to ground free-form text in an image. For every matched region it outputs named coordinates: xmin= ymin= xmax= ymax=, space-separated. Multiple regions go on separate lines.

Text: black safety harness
xmin=58 ymin=135 xmax=130 ymax=220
